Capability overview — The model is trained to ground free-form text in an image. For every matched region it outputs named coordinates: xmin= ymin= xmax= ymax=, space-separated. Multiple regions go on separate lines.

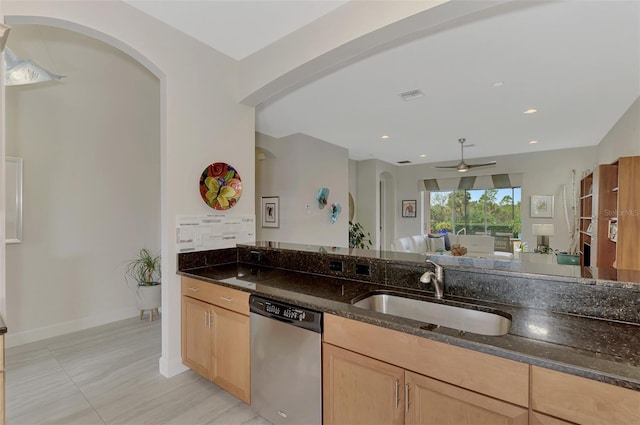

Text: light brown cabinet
xmin=182 ymin=296 xmax=213 ymax=377
xmin=323 ymin=314 xmax=639 ymax=425
xmin=405 ymin=371 xmax=527 ymax=425
xmin=323 ymin=314 xmax=530 ymax=425
xmin=322 ymin=342 xmax=528 ymax=425
xmin=323 ymin=343 xmax=404 ymax=425
xmin=531 ymin=366 xmax=640 ymax=425
xmin=181 ymin=277 xmax=250 ymax=403
xmin=580 ymin=156 xmax=640 ymax=270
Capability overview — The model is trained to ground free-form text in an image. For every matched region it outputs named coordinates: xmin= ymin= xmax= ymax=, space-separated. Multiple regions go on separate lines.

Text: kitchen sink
xmin=351 ymin=292 xmax=511 ymax=336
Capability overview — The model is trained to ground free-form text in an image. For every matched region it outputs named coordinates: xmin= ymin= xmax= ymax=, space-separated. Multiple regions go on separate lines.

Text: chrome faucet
xmin=420 ymin=260 xmax=444 ymax=299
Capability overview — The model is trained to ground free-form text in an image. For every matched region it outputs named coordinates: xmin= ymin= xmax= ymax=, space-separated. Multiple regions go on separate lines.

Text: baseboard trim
xmin=6 ymin=308 xmax=140 ymax=348
xmin=159 ymin=355 xmax=189 ymax=378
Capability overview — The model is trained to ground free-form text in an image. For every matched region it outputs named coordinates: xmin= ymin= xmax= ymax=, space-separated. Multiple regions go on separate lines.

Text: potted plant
xmin=349 ymin=221 xmax=372 ymax=249
xmin=125 ymin=248 xmax=161 ymax=320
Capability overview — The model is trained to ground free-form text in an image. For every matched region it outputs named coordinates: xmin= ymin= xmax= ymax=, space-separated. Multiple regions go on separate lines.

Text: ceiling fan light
xmin=457 ymin=163 xmax=468 ymax=172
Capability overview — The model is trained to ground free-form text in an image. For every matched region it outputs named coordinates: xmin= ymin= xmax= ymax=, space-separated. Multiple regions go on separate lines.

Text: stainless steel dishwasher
xmin=250 ymin=295 xmax=323 ymax=425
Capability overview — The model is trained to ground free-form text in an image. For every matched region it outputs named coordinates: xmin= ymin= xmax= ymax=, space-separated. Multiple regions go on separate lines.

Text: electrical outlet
xmin=355 ymin=263 xmax=371 ymax=276
xmin=329 ymin=260 xmax=344 ymax=272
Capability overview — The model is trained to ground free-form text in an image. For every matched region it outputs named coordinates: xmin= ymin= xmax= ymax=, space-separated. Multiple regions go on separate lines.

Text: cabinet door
xmin=405 ymin=371 xmax=527 ymax=425
xmin=181 ymin=296 xmax=212 ymax=378
xmin=323 ymin=343 xmax=404 ymax=425
xmin=531 ymin=412 xmax=575 ymax=425
xmin=210 ymin=305 xmax=250 ymax=404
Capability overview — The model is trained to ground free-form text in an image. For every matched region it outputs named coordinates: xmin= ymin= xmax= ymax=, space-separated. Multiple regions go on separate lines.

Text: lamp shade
xmin=532 ymin=223 xmax=554 ymax=236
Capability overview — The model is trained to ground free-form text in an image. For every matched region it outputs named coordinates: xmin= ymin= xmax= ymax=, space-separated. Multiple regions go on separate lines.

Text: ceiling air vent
xmin=398 ymin=89 xmax=424 ymax=101
xmin=397 ymin=160 xmax=412 ymax=164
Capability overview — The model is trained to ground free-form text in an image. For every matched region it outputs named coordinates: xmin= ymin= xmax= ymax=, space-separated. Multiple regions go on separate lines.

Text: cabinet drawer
xmin=181 ymin=277 xmax=249 ymax=315
xmin=531 ymin=366 xmax=640 ymax=425
xmin=324 ymin=314 xmax=529 ymax=407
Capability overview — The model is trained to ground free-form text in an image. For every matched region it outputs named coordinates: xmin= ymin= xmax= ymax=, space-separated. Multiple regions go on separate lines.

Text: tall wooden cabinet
xmin=181 ymin=277 xmax=251 ymax=403
xmin=579 ymin=156 xmax=640 ymax=270
xmin=616 ymin=156 xmax=640 ymax=269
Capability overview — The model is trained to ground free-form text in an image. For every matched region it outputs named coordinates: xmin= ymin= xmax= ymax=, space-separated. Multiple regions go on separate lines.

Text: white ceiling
xmin=124 ymin=1 xmax=639 ymax=166
xmin=123 ymin=0 xmax=348 ymax=60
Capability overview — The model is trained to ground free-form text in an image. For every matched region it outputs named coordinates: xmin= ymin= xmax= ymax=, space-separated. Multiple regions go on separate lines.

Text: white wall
xmin=396 ymin=146 xmax=598 ymax=253
xmin=355 ymin=159 xmax=398 ymax=250
xmin=597 ymin=97 xmax=640 ymax=164
xmin=2 ymin=1 xmax=255 ymax=377
xmin=5 ymin=25 xmax=160 ymax=346
xmin=255 ymin=132 xmax=348 ymax=247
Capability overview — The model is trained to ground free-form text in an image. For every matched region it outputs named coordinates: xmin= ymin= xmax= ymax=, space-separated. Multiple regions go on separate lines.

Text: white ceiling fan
xmin=435 ymin=138 xmax=497 ymax=173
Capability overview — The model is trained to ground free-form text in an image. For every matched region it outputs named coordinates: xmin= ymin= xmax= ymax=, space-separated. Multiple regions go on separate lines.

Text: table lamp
xmin=532 ymin=224 xmax=554 ymax=252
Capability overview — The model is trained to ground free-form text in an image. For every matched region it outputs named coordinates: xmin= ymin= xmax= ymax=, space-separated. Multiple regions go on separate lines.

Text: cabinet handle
xmin=220 ymin=296 xmax=233 ymax=302
xmin=188 ymin=287 xmax=199 ymax=292
xmin=208 ymin=312 xmax=212 ymax=328
xmin=405 ymin=383 xmax=409 ymax=412
xmin=395 ymin=379 xmax=400 ymax=409
xmin=204 ymin=311 xmax=208 ymax=328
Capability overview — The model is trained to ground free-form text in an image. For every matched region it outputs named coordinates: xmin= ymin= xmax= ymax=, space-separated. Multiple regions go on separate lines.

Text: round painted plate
xmin=199 ymin=162 xmax=242 ymax=210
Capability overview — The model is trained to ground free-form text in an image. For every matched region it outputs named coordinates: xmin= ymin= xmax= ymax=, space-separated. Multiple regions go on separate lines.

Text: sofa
xmin=391 ymin=233 xmax=514 ymax=260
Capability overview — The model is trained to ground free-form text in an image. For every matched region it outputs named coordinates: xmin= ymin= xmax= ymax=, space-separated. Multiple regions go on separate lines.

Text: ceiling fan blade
xmin=433 ymin=140 xmax=496 ymax=170
xmin=466 ymin=161 xmax=497 ymax=168
xmin=434 ymin=165 xmax=461 ymax=169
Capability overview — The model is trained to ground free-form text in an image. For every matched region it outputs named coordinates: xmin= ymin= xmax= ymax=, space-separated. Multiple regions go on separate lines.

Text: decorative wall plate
xmin=199 ymin=162 xmax=242 ymax=210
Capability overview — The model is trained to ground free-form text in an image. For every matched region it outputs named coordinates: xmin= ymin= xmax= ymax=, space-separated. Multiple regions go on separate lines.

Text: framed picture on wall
xmin=261 ymin=196 xmax=279 ymax=228
xmin=608 ymin=219 xmax=617 ymax=242
xmin=530 ymin=195 xmax=553 ymax=218
xmin=402 ymin=200 xmax=417 ymax=218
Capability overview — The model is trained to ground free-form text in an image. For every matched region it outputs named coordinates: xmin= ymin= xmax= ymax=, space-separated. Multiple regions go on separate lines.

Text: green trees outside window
xmin=429 ymin=188 xmax=521 ymax=237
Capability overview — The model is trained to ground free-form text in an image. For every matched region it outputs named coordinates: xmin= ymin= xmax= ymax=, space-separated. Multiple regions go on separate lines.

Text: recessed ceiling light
xmin=381 ymin=135 xmax=390 ymax=139
xmin=420 ymin=154 xmax=428 ymax=158
xmin=492 ymin=81 xmax=504 ymax=87
xmin=523 ymin=108 xmax=539 ymax=114
xmin=529 ymin=140 xmax=539 ymax=144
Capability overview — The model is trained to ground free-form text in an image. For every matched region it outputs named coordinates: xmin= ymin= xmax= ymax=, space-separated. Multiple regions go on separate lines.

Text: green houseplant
xmin=125 ymin=249 xmax=161 ymax=320
xmin=125 ymin=248 xmax=161 ymax=286
xmin=349 ymin=221 xmax=372 ymax=249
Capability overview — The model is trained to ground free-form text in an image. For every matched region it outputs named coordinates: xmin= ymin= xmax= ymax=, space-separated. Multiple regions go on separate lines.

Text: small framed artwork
xmin=402 ymin=200 xmax=417 ymax=218
xmin=608 ymin=219 xmax=617 ymax=242
xmin=261 ymin=196 xmax=279 ymax=228
xmin=530 ymin=195 xmax=553 ymax=218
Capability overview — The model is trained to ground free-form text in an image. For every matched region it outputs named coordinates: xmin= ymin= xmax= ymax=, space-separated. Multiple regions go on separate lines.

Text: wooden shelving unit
xmin=579 ymin=156 xmax=640 ymax=270
xmin=579 ymin=173 xmax=593 ymax=267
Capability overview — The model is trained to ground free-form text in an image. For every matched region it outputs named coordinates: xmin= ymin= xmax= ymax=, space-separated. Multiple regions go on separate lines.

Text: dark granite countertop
xmin=179 ymin=262 xmax=640 ymax=392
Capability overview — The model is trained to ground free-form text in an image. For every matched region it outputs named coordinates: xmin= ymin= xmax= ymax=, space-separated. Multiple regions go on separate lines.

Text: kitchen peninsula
xmin=177 ymin=242 xmax=640 ymax=424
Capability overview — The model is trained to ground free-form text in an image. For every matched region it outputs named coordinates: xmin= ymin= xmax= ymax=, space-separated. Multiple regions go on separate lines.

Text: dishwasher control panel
xmin=250 ymin=295 xmax=323 ymax=333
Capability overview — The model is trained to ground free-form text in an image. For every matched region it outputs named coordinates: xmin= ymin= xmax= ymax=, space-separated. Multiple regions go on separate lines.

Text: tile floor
xmin=6 ymin=317 xmax=270 ymax=425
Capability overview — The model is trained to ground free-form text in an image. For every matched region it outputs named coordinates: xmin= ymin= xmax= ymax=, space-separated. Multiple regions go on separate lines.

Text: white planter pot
xmin=136 ymin=284 xmax=161 ymax=310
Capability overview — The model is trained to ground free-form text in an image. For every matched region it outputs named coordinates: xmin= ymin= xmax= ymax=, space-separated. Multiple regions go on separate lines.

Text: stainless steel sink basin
xmin=352 ymin=293 xmax=511 ymax=336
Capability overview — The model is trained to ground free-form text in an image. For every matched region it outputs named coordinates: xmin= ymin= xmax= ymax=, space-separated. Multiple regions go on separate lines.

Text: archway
xmin=2 ymin=16 xmax=166 ymax=352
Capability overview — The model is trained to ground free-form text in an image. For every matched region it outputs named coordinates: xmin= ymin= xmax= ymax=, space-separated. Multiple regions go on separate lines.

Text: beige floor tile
xmin=5 ymin=317 xmax=272 ymax=425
